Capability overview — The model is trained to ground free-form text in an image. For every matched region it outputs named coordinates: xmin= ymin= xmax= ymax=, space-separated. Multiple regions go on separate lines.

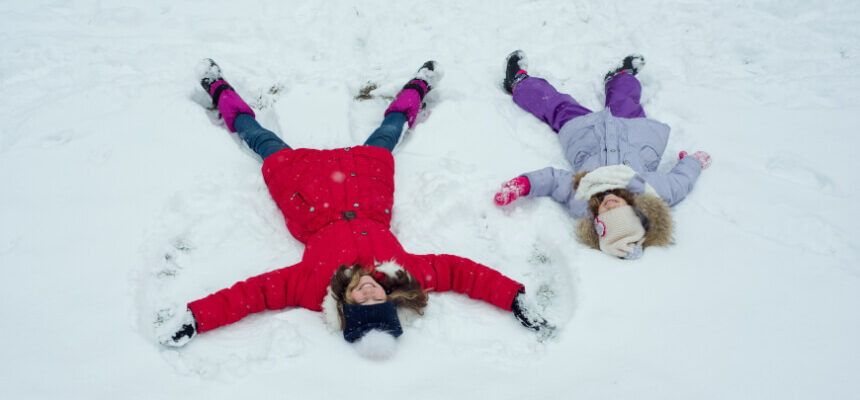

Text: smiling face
xmin=597 ymin=193 xmax=629 ymax=215
xmin=348 ymin=275 xmax=387 ymax=305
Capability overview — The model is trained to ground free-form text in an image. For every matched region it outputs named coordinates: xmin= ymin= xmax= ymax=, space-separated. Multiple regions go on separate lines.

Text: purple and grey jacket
xmin=521 ymin=102 xmax=701 ymax=218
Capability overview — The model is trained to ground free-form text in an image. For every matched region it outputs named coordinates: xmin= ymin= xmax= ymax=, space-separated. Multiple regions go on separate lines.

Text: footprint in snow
xmin=765 ymin=155 xmax=837 ymax=194
xmin=158 ymin=237 xmax=193 ymax=279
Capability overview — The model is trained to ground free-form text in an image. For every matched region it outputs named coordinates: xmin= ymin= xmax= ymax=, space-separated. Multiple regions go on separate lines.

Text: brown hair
xmin=573 ymin=171 xmax=636 ymax=218
xmin=329 ymin=264 xmax=429 ymax=329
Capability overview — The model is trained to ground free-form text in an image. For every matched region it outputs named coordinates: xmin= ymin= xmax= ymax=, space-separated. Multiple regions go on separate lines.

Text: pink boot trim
xmin=384 ymin=79 xmax=429 ymax=127
xmin=210 ymin=80 xmax=255 ymax=132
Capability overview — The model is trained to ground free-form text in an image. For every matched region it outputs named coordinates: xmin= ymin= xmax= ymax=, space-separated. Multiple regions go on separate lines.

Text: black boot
xmin=604 ymin=54 xmax=645 ymax=82
xmin=197 ymin=58 xmax=224 ymax=96
xmin=412 ymin=60 xmax=441 ymax=92
xmin=197 ymin=58 xmax=240 ymax=108
xmin=503 ymin=50 xmax=529 ymax=94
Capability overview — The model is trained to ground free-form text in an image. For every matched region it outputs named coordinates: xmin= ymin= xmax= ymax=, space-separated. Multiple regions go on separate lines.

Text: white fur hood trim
xmin=573 ymin=165 xmax=659 ymax=201
xmin=320 ymin=260 xmax=420 ymax=331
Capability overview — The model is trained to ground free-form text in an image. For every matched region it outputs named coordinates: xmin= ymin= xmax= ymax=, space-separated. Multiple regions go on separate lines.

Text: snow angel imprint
xmin=495 ymin=51 xmax=711 ymax=260
xmin=157 ymin=59 xmax=553 ymax=358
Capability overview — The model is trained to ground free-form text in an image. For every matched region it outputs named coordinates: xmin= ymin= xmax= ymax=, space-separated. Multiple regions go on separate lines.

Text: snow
xmin=1 ymin=0 xmax=858 ymax=398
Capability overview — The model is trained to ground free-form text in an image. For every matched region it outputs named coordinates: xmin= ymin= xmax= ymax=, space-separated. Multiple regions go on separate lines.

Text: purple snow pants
xmin=512 ymin=73 xmax=645 ymax=132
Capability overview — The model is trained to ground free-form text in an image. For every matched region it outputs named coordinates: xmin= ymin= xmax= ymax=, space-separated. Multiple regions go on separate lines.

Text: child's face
xmin=349 ymin=275 xmax=387 ymax=305
xmin=597 ymin=193 xmax=629 ymax=215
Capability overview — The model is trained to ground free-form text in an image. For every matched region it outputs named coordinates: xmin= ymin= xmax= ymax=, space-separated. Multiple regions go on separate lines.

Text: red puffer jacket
xmin=188 ymin=146 xmax=524 ymax=333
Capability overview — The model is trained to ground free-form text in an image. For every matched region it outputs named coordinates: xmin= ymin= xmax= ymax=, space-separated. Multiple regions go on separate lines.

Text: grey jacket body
xmin=523 ymin=109 xmax=701 ymax=218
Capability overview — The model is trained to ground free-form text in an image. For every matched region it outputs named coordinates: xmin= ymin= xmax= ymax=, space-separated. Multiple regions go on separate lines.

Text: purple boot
xmin=385 ymin=61 xmax=443 ymax=127
xmin=197 ymin=58 xmax=255 ymax=132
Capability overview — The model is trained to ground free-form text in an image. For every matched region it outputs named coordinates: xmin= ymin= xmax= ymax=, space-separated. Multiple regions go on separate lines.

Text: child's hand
xmin=157 ymin=309 xmax=198 ymax=347
xmin=494 ymin=176 xmax=531 ymax=206
xmin=679 ymin=150 xmax=712 ymax=170
xmin=511 ymin=290 xmax=556 ymax=340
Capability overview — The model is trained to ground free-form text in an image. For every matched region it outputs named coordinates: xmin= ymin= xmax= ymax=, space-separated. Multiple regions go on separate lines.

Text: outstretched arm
xmin=641 ymin=155 xmax=703 ymax=206
xmin=522 ymin=167 xmax=576 ymax=202
xmin=411 ymin=253 xmax=524 ymax=311
xmin=496 ymin=167 xmax=589 ymax=218
xmin=495 ymin=167 xmax=575 ymax=206
xmin=187 ymin=261 xmax=306 ymax=333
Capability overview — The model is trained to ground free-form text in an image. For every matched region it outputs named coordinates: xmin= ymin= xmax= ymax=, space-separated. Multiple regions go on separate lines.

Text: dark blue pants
xmin=233 ymin=112 xmax=408 ymax=159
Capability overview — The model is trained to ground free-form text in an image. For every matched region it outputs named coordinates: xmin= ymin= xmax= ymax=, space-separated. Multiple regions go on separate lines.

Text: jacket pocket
xmin=573 ymin=151 xmax=592 ymax=171
xmin=566 ymin=126 xmax=601 ymax=171
xmin=284 ymin=191 xmax=314 ymax=223
xmin=638 ymin=145 xmax=660 ymax=171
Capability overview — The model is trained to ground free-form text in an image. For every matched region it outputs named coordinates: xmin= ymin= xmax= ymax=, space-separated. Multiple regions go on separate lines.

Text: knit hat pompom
xmin=352 ymin=329 xmax=398 ymax=360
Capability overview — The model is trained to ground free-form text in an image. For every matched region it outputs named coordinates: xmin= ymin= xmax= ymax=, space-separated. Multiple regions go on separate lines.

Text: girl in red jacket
xmin=157 ymin=59 xmax=551 ymax=355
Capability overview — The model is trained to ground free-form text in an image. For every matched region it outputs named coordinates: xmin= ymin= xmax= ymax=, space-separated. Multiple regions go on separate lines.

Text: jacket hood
xmin=576 ymin=193 xmax=673 ymax=253
xmin=320 ymin=260 xmax=420 ymax=331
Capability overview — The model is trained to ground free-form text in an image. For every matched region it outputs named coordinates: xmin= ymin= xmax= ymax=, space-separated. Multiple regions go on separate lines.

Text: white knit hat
xmin=574 ymin=165 xmax=658 ymax=201
xmin=594 ymin=205 xmax=646 ymax=259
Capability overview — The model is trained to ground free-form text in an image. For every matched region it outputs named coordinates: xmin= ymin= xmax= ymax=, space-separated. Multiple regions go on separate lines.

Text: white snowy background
xmin=1 ymin=0 xmax=858 ymax=398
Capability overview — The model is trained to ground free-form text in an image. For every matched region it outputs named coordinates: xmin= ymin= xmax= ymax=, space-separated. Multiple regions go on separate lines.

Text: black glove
xmin=511 ymin=290 xmax=551 ymax=331
xmin=158 ymin=309 xmax=198 ymax=347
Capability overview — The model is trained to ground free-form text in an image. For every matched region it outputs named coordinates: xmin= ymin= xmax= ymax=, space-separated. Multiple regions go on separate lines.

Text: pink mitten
xmin=494 ymin=176 xmax=531 ymax=206
xmin=679 ymin=150 xmax=712 ymax=170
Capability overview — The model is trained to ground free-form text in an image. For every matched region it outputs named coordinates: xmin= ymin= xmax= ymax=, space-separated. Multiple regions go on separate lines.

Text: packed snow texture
xmin=1 ymin=0 xmax=858 ymax=399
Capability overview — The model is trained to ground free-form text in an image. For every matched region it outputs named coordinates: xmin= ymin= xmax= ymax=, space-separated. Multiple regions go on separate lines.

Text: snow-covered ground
xmin=1 ymin=0 xmax=858 ymax=398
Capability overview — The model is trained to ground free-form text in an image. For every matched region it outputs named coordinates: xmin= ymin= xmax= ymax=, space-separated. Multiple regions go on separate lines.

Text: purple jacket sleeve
xmin=522 ymin=167 xmax=590 ymax=218
xmin=641 ymin=157 xmax=702 ymax=206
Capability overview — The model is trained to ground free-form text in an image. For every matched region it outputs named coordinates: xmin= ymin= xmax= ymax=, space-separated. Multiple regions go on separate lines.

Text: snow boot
xmin=197 ymin=58 xmax=223 ymax=95
xmin=157 ymin=309 xmax=198 ymax=347
xmin=384 ymin=60 xmax=443 ymax=127
xmin=503 ymin=50 xmax=529 ymax=94
xmin=604 ymin=54 xmax=645 ymax=83
xmin=196 ymin=58 xmax=255 ymax=132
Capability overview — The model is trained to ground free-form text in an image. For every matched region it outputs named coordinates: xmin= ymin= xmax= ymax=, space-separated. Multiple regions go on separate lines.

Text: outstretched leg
xmin=604 ymin=55 xmax=646 ymax=119
xmin=233 ymin=113 xmax=290 ymax=159
xmin=364 ymin=61 xmax=441 ymax=151
xmin=363 ymin=112 xmax=407 ymax=152
xmin=503 ymin=51 xmax=591 ymax=133
xmin=198 ymin=59 xmax=290 ymax=159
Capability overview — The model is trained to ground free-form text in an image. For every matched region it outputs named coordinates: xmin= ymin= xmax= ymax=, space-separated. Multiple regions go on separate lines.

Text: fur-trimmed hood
xmin=320 ymin=261 xmax=421 ymax=331
xmin=571 ymin=166 xmax=674 ymax=255
xmin=576 ymin=193 xmax=673 ymax=252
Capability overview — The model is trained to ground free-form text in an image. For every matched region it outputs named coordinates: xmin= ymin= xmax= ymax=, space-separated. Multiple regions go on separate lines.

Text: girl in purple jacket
xmin=494 ymin=51 xmax=711 ymax=259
